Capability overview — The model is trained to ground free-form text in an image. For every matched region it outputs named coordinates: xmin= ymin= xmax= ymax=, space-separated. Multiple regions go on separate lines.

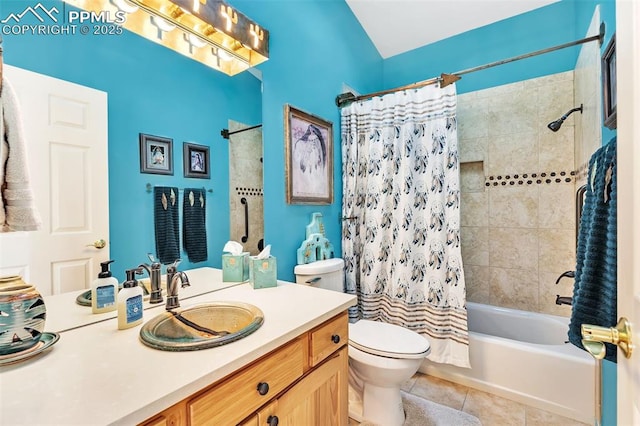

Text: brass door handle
xmin=86 ymin=239 xmax=107 ymax=249
xmin=581 ymin=317 xmax=633 ymax=359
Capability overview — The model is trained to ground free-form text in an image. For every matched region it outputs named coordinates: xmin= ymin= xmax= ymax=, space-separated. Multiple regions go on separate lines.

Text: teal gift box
xmin=250 ymin=256 xmax=277 ymax=289
xmin=222 ymin=253 xmax=250 ymax=282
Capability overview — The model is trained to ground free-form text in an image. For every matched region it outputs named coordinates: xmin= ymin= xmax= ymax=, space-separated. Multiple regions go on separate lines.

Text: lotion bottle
xmin=117 ymin=268 xmax=144 ymax=330
xmin=91 ymin=260 xmax=118 ymax=314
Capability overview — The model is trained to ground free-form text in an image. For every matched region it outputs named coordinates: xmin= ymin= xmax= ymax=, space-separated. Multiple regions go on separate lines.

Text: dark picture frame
xmin=183 ymin=142 xmax=210 ymax=179
xmin=284 ymin=104 xmax=333 ymax=205
xmin=139 ymin=133 xmax=173 ymax=175
xmin=602 ymin=34 xmax=617 ymax=130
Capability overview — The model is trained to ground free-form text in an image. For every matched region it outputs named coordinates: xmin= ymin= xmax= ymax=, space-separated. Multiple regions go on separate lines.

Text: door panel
xmin=615 ymin=0 xmax=639 ymax=424
xmin=0 ymin=65 xmax=109 ymax=295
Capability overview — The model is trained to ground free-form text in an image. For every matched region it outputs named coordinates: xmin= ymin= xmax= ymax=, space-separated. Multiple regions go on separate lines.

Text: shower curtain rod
xmin=335 ymin=24 xmax=605 ymax=108
xmin=220 ymin=124 xmax=262 ymax=139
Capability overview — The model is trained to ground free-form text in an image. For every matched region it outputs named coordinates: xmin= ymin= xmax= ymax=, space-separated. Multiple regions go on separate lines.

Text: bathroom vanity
xmin=0 ymin=269 xmax=356 ymax=425
xmin=143 ymin=313 xmax=349 ymax=425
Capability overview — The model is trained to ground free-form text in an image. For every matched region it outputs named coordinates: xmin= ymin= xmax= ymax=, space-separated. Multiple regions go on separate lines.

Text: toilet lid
xmin=349 ymin=320 xmax=430 ymax=359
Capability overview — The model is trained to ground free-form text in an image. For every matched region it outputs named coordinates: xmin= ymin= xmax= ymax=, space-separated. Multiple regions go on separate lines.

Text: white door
xmin=616 ymin=0 xmax=639 ymax=424
xmin=0 ymin=65 xmax=109 ymax=296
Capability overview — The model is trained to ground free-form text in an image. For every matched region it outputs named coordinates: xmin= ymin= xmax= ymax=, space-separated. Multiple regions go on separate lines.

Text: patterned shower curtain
xmin=341 ymin=83 xmax=470 ymax=368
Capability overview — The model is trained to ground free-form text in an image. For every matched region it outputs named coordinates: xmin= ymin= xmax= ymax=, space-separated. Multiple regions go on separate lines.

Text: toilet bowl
xmin=294 ymin=259 xmax=431 ymax=426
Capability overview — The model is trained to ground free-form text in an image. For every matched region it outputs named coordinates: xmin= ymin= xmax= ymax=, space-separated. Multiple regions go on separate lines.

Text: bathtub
xmin=419 ymin=302 xmax=597 ymax=424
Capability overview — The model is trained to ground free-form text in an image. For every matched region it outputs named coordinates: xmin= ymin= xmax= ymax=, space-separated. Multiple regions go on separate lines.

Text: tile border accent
xmin=484 ymin=170 xmax=575 ymax=187
xmin=235 ymin=187 xmax=264 ymax=196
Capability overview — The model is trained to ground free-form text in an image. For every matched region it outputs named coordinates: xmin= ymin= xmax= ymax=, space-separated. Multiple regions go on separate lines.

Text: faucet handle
xmin=167 ymin=258 xmax=182 ymax=273
xmin=147 ymin=253 xmax=161 ymax=268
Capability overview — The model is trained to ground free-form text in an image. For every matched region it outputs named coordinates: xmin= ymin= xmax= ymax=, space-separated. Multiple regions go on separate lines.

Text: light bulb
xmin=187 ymin=33 xmax=207 ymax=48
xmin=111 ymin=0 xmax=138 ymax=13
xmin=151 ymin=16 xmax=176 ymax=32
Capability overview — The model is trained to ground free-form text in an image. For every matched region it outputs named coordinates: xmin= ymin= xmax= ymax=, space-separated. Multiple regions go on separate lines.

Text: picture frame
xmin=183 ymin=142 xmax=210 ymax=179
xmin=139 ymin=133 xmax=173 ymax=175
xmin=602 ymin=34 xmax=617 ymax=130
xmin=284 ymin=104 xmax=333 ymax=204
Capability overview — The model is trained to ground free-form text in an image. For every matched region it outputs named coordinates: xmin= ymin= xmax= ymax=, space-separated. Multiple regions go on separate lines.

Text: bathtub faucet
xmin=555 ymin=270 xmax=575 ymax=284
xmin=555 ymin=270 xmax=575 ymax=306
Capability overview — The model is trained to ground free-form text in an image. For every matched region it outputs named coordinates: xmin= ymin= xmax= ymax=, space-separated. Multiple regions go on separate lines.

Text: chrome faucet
xmin=139 ymin=253 xmax=163 ymax=304
xmin=166 ymin=259 xmax=190 ymax=310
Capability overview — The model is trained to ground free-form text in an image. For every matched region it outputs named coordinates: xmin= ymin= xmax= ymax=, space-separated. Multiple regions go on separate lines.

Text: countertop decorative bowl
xmin=0 ymin=276 xmax=47 ymax=355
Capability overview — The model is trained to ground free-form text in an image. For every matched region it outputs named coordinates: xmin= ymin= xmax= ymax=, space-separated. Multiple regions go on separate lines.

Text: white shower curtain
xmin=341 ymin=83 xmax=470 ymax=368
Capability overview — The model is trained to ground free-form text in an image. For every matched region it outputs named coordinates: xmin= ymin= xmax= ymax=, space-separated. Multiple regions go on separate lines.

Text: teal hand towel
xmin=154 ymin=187 xmax=180 ymax=264
xmin=182 ymin=188 xmax=208 ymax=263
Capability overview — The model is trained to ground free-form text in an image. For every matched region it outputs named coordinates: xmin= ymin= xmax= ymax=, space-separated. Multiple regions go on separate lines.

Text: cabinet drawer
xmin=309 ymin=312 xmax=348 ymax=367
xmin=187 ymin=337 xmax=306 ymax=426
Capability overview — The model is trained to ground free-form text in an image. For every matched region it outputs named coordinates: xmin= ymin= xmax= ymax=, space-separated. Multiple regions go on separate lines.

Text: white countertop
xmin=0 ymin=268 xmax=356 ymax=425
xmin=44 ymin=267 xmax=245 ymax=333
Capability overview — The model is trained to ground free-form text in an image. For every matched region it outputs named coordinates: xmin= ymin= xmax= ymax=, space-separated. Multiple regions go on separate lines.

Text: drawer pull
xmin=257 ymin=382 xmax=270 ymax=396
xmin=331 ymin=334 xmax=341 ymax=344
xmin=267 ymin=415 xmax=279 ymax=426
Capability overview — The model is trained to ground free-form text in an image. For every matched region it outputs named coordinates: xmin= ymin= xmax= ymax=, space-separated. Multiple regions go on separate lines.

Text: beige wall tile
xmin=539 ymin=229 xmax=576 ymax=272
xmin=464 ymin=265 xmax=490 ymax=304
xmin=489 ymin=186 xmax=538 ymax=228
xmin=489 ymin=228 xmax=539 ymax=271
xmin=460 ymin=161 xmax=486 ymax=193
xmin=461 ymin=226 xmax=489 ymax=266
xmin=489 ymin=267 xmax=539 ymax=311
xmin=539 ymin=129 xmax=575 ymax=172
xmin=488 ymin=90 xmax=538 ymax=136
xmin=457 ymin=97 xmax=489 ymax=140
xmin=538 ymin=183 xmax=576 ymax=229
xmin=487 ymin=132 xmax=538 ymax=176
xmin=459 ymin=137 xmax=487 ymax=164
xmin=461 ymin=191 xmax=488 ymax=227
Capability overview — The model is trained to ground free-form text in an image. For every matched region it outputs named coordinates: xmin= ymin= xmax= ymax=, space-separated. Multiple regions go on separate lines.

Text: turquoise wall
xmin=1 ymin=0 xmax=262 ymax=279
xmin=230 ymin=0 xmax=382 ymax=282
xmin=383 ymin=1 xmax=581 ymax=94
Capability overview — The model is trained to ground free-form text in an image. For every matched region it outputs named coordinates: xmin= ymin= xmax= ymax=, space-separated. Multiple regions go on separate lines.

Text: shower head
xmin=547 ymin=104 xmax=583 ymax=132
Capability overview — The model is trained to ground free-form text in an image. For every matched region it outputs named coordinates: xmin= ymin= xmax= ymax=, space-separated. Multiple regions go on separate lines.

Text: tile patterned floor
xmin=349 ymin=372 xmax=590 ymax=426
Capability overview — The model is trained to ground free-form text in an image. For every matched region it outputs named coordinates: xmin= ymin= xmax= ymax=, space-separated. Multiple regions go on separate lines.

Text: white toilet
xmin=294 ymin=258 xmax=431 ymax=426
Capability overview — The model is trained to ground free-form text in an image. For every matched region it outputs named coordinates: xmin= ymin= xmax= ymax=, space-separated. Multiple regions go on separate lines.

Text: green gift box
xmin=222 ymin=253 xmax=250 ymax=282
xmin=250 ymin=256 xmax=277 ymax=289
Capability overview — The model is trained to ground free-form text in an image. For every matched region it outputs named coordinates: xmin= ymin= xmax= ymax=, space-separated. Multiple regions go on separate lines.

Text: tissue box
xmin=222 ymin=253 xmax=250 ymax=282
xmin=250 ymin=256 xmax=277 ymax=289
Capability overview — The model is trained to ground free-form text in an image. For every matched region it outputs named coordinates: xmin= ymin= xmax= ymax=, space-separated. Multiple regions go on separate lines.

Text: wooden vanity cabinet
xmin=140 ymin=312 xmax=349 ymax=426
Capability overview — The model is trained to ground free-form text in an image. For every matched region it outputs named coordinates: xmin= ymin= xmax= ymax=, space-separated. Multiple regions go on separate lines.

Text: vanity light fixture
xmin=65 ymin=0 xmax=269 ymax=76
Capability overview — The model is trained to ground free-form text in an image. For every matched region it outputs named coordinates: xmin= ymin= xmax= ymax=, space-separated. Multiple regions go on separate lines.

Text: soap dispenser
xmin=91 ymin=260 xmax=118 ymax=314
xmin=117 ymin=268 xmax=144 ymax=330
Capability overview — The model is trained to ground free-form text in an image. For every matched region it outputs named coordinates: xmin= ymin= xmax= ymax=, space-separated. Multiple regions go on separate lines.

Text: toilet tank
xmin=294 ymin=258 xmax=344 ymax=292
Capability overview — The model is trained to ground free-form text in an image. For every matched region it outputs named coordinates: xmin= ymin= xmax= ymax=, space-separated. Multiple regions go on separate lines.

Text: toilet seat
xmin=349 ymin=320 xmax=430 ymax=359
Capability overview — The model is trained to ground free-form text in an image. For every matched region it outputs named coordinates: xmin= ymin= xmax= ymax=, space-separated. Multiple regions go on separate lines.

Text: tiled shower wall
xmin=458 ymin=72 xmax=577 ymax=317
xmin=229 ymin=120 xmax=264 ymax=255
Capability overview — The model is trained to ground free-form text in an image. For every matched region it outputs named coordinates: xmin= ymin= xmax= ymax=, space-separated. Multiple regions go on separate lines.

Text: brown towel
xmin=0 ymin=76 xmax=41 ymax=232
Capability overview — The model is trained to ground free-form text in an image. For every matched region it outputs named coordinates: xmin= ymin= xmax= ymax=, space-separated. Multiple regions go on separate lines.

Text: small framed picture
xmin=183 ymin=142 xmax=210 ymax=179
xmin=284 ymin=104 xmax=333 ymax=204
xmin=140 ymin=133 xmax=173 ymax=175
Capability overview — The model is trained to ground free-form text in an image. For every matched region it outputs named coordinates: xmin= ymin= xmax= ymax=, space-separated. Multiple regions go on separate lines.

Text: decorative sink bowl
xmin=139 ymin=302 xmax=264 ymax=351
